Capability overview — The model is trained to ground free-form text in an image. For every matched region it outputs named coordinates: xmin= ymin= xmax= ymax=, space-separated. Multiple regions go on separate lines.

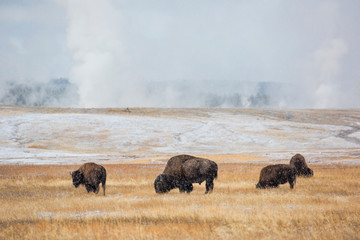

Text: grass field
xmin=0 ymin=163 xmax=359 ymax=239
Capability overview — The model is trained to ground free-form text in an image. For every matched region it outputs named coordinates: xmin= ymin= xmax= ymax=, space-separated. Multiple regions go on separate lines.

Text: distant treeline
xmin=204 ymin=92 xmax=269 ymax=108
xmin=0 ymin=79 xmax=79 ymax=107
xmin=0 ymin=79 xmax=282 ymax=108
xmin=146 ymin=80 xmax=278 ymax=108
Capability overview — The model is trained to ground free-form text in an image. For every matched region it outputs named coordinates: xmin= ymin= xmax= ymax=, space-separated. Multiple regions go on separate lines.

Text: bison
xmin=70 ymin=162 xmax=107 ymax=195
xmin=154 ymin=155 xmax=218 ymax=194
xmin=290 ymin=153 xmax=313 ymax=177
xmin=256 ymin=164 xmax=296 ymax=189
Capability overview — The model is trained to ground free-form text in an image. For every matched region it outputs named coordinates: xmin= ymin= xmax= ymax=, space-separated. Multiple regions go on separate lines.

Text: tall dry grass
xmin=0 ymin=163 xmax=359 ymax=239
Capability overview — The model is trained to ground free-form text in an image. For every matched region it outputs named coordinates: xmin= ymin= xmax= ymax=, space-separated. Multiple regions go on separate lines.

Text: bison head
xmin=154 ymin=174 xmax=175 ymax=194
xmin=301 ymin=168 xmax=314 ymax=177
xmin=70 ymin=170 xmax=84 ymax=187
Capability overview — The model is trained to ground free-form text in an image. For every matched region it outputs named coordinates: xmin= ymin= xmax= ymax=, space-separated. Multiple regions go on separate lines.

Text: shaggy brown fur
xmin=154 ymin=155 xmax=218 ymax=194
xmin=290 ymin=153 xmax=314 ymax=177
xmin=256 ymin=164 xmax=296 ymax=189
xmin=71 ymin=162 xmax=106 ymax=195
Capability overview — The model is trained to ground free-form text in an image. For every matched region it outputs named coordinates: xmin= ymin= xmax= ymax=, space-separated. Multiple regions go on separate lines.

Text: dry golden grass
xmin=0 ymin=163 xmax=359 ymax=240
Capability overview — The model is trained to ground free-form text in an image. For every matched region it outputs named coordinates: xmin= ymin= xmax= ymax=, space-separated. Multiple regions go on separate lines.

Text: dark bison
xmin=256 ymin=164 xmax=296 ymax=189
xmin=290 ymin=153 xmax=313 ymax=177
xmin=154 ymin=155 xmax=218 ymax=194
xmin=70 ymin=162 xmax=107 ymax=195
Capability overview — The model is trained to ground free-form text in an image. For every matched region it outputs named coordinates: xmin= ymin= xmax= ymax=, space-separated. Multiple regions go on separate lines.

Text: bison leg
xmin=102 ymin=182 xmax=106 ymax=196
xmin=289 ymin=174 xmax=296 ymax=189
xmin=94 ymin=185 xmax=100 ymax=194
xmin=289 ymin=178 xmax=296 ymax=189
xmin=205 ymin=179 xmax=214 ymax=194
xmin=185 ymin=183 xmax=193 ymax=193
xmin=178 ymin=183 xmax=186 ymax=193
xmin=85 ymin=184 xmax=92 ymax=193
xmin=179 ymin=181 xmax=193 ymax=193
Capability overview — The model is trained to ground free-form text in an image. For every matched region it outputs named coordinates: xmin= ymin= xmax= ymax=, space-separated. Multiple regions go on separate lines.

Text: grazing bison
xmin=290 ymin=153 xmax=313 ymax=177
xmin=154 ymin=155 xmax=218 ymax=194
xmin=70 ymin=162 xmax=107 ymax=195
xmin=256 ymin=164 xmax=296 ymax=189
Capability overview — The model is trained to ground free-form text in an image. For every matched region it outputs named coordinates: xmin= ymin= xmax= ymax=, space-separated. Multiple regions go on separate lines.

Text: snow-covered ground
xmin=0 ymin=106 xmax=359 ymax=165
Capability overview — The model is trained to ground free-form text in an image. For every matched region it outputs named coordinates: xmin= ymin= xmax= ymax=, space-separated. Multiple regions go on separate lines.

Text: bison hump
xmin=163 ymin=155 xmax=195 ymax=178
xmin=78 ymin=162 xmax=105 ymax=178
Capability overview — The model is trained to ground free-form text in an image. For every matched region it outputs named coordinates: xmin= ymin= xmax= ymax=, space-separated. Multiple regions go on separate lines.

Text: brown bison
xmin=154 ymin=155 xmax=218 ymax=194
xmin=256 ymin=164 xmax=296 ymax=189
xmin=290 ymin=153 xmax=313 ymax=177
xmin=70 ymin=162 xmax=107 ymax=195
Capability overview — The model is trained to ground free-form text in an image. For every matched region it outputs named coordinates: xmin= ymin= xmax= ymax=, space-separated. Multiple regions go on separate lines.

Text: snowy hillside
xmin=0 ymin=106 xmax=359 ymax=165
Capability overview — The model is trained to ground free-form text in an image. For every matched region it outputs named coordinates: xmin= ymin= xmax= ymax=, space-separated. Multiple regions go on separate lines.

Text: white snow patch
xmin=0 ymin=110 xmax=359 ymax=165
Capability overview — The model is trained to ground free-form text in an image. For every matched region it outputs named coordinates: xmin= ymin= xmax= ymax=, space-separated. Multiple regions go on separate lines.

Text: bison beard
xmin=290 ymin=153 xmax=314 ymax=177
xmin=154 ymin=155 xmax=218 ymax=194
xmin=71 ymin=162 xmax=107 ymax=195
xmin=256 ymin=164 xmax=296 ymax=189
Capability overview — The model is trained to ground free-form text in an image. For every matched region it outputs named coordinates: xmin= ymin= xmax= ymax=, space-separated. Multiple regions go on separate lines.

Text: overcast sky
xmin=0 ymin=0 xmax=359 ymax=108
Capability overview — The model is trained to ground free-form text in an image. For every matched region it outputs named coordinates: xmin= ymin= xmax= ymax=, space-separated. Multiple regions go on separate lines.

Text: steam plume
xmin=62 ymin=1 xmax=360 ymax=108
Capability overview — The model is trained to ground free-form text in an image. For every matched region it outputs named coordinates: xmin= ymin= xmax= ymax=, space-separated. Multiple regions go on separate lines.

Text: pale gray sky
xmin=1 ymin=0 xmax=359 ymax=108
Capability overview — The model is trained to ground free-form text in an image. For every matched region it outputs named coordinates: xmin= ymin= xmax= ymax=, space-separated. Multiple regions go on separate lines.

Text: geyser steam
xmin=63 ymin=1 xmax=360 ymax=108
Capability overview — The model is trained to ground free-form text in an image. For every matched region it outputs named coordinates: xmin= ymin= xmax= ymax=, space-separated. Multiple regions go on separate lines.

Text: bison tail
xmin=101 ymin=169 xmax=106 ymax=196
xmin=213 ymin=164 xmax=218 ymax=179
xmin=213 ymin=170 xmax=218 ymax=180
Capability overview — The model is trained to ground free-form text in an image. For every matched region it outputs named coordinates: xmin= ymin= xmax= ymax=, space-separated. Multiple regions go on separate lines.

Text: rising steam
xmin=62 ymin=1 xmax=359 ymax=108
xmin=1 ymin=1 xmax=358 ymax=108
xmin=307 ymin=39 xmax=348 ymax=108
